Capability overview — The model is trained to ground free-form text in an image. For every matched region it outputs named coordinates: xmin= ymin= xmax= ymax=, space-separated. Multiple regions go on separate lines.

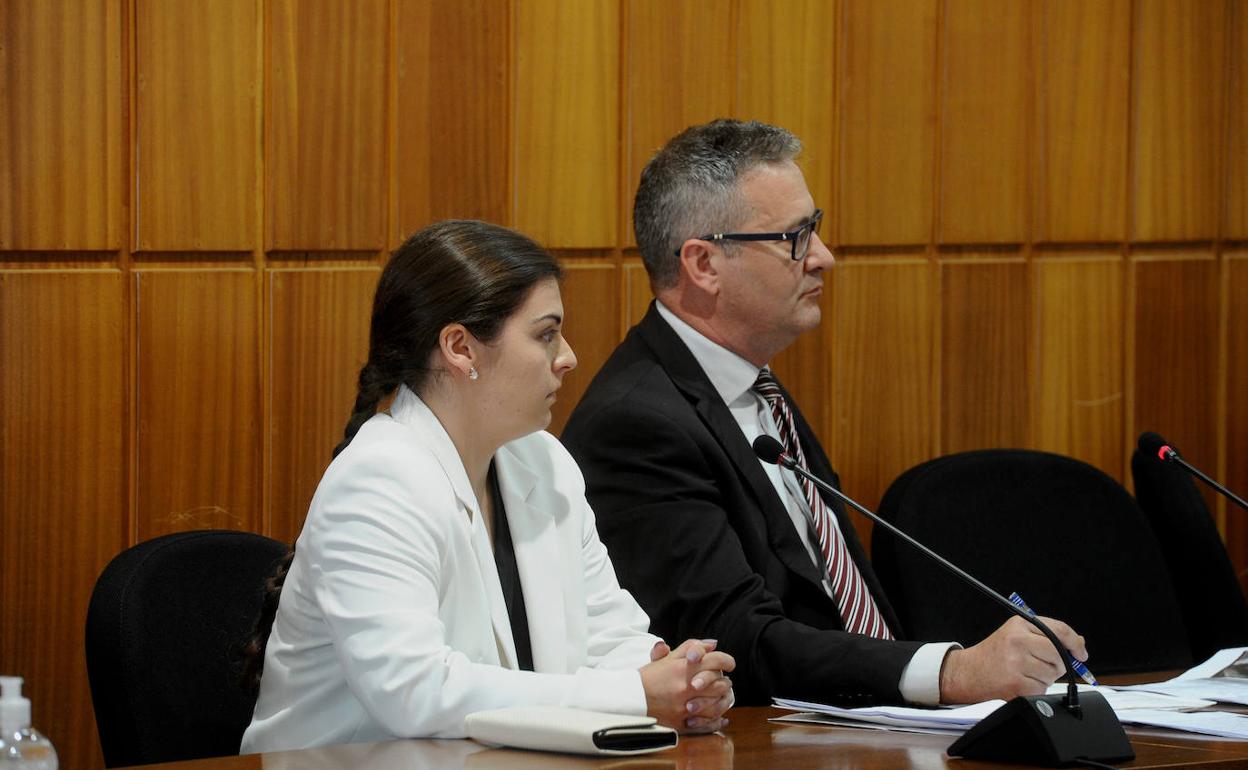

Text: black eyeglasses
xmin=676 ymin=209 xmax=824 ymax=261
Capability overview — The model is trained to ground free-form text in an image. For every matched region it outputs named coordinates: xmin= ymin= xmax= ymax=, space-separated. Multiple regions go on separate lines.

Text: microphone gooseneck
xmin=749 ymin=435 xmax=1083 ymax=709
xmin=750 ymin=434 xmax=1134 ymax=765
xmin=1137 ymin=431 xmax=1248 ymax=511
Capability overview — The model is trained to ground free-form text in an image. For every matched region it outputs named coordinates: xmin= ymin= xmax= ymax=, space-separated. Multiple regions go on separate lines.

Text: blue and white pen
xmin=1007 ymin=592 xmax=1099 ymax=687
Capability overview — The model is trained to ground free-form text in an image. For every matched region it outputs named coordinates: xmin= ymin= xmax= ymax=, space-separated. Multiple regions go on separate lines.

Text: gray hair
xmin=633 ymin=119 xmax=802 ymax=290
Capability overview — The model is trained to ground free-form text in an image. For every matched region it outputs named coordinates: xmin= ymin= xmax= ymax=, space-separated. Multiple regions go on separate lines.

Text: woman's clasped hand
xmin=641 ymin=639 xmax=735 ymax=733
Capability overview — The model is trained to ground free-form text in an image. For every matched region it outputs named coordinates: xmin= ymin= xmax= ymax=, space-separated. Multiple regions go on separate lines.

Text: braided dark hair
xmin=243 ymin=220 xmax=562 ymax=693
xmin=242 ymin=546 xmax=293 ymax=693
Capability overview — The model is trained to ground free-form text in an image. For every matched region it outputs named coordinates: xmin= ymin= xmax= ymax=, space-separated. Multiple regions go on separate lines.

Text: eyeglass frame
xmin=674 ymin=209 xmax=824 ymax=261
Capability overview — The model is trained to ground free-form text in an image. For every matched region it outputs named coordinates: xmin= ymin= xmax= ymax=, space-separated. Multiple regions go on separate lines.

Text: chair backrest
xmin=872 ymin=449 xmax=1192 ymax=674
xmin=1131 ymin=447 xmax=1248 ymax=663
xmin=85 ymin=529 xmax=288 ymax=767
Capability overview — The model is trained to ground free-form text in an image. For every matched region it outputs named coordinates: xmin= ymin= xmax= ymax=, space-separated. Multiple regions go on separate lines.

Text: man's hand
xmin=939 ymin=615 xmax=1087 ymax=704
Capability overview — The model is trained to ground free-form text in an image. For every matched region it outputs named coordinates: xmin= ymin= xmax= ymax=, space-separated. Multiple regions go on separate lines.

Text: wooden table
xmin=127 ymin=705 xmax=1248 ymax=770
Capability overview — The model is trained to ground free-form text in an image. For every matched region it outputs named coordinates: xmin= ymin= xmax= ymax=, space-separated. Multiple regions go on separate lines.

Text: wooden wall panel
xmin=939 ymin=0 xmax=1029 ymax=244
xmin=0 ymin=0 xmax=122 ymax=249
xmin=0 ymin=272 xmax=126 ymax=770
xmin=1131 ymin=257 xmax=1218 ymax=493
xmin=1226 ymin=254 xmax=1248 ymax=589
xmin=828 ymin=260 xmax=935 ymax=533
xmin=1132 ymin=0 xmax=1226 ymax=242
xmin=1033 ymin=256 xmax=1124 ymax=479
xmin=135 ymin=271 xmax=262 ymax=540
xmin=1033 ymin=0 xmax=1129 ymax=243
xmin=941 ymin=259 xmax=1030 ymax=451
xmin=836 ymin=0 xmax=937 ymax=246
xmin=1227 ymin=1 xmax=1248 ymax=240
xmin=135 ymin=0 xmax=257 ymax=251
xmin=514 ymin=1 xmax=618 ymax=248
xmin=624 ymin=260 xmax=654 ymax=329
xmin=626 ymin=0 xmax=733 ymax=245
xmin=396 ymin=0 xmax=509 ymax=240
xmin=268 ymin=0 xmax=387 ymax=250
xmin=736 ymin=0 xmax=837 ymax=229
xmin=551 ymin=259 xmax=620 ymax=435
xmin=268 ymin=269 xmax=376 ymax=544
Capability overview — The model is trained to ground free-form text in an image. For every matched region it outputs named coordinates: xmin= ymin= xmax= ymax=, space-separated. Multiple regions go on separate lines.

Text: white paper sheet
xmin=772 ymin=684 xmax=1215 ymax=736
xmin=770 ymin=712 xmax=959 ymax=736
xmin=1116 ymin=709 xmax=1248 ymax=740
xmin=1120 ymin=647 xmax=1248 ymax=705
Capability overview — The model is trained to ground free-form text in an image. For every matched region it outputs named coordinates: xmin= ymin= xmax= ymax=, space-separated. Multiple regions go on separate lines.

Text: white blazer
xmin=242 ymin=386 xmax=660 ymax=752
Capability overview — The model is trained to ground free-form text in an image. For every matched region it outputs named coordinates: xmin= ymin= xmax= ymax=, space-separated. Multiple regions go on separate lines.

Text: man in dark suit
xmin=562 ymin=119 xmax=1087 ymax=707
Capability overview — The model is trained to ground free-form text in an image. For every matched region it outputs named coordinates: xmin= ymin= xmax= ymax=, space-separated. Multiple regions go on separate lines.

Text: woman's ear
xmin=437 ymin=323 xmax=478 ymax=380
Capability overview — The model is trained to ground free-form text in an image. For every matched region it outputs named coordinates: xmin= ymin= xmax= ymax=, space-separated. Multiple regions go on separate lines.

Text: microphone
xmin=1138 ymin=432 xmax=1248 ymax=511
xmin=752 ymin=435 xmax=1133 ymax=766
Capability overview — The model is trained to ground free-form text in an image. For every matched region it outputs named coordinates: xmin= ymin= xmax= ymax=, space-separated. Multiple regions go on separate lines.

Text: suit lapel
xmin=635 ymin=306 xmax=831 ymax=593
xmin=494 ymin=445 xmax=568 ymax=673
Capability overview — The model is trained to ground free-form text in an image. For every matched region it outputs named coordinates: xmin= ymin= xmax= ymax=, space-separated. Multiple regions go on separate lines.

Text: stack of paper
xmin=773 ymin=697 xmax=999 ymax=735
xmin=1121 ymin=647 xmax=1248 ymax=706
xmin=1117 ymin=709 xmax=1248 ymax=739
xmin=773 ymin=684 xmax=1240 ymax=738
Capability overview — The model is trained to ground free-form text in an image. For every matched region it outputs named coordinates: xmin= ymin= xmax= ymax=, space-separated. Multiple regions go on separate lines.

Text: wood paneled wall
xmin=2 ymin=2 xmax=1244 ymax=767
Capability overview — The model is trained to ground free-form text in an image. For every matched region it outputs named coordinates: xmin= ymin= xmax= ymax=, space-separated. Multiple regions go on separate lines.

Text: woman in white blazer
xmin=241 ymin=221 xmax=735 ymax=752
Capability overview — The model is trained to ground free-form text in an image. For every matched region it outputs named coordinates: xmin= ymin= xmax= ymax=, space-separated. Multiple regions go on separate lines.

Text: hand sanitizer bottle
xmin=0 ymin=677 xmax=57 ymax=769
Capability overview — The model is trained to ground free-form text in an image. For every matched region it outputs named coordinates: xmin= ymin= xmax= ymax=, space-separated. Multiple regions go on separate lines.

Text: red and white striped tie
xmin=753 ymin=369 xmax=893 ymax=639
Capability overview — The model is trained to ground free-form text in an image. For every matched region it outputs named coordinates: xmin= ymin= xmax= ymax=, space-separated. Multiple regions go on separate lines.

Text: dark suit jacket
xmin=562 ymin=304 xmax=922 ymax=706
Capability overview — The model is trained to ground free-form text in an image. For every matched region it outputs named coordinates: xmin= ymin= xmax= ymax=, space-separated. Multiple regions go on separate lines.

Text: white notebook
xmin=465 ymin=705 xmax=678 ymax=756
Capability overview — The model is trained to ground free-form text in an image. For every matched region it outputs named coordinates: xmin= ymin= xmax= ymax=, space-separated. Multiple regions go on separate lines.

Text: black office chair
xmin=1132 ymin=445 xmax=1248 ymax=663
xmin=85 ymin=529 xmax=289 ymax=767
xmin=872 ymin=449 xmax=1192 ymax=674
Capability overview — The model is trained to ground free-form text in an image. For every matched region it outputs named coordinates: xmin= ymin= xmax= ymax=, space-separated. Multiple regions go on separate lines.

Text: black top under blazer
xmin=562 ymin=304 xmax=921 ymax=706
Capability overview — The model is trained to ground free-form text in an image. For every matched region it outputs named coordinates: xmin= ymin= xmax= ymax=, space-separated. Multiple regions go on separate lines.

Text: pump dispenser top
xmin=0 ymin=678 xmax=30 ymax=736
xmin=0 ymin=676 xmax=58 ymax=769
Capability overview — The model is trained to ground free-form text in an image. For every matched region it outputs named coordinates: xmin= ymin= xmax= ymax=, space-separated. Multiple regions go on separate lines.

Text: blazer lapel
xmin=635 ymin=306 xmax=831 ymax=593
xmin=494 ymin=445 xmax=567 ymax=673
xmin=389 ymin=385 xmax=518 ymax=667
xmin=469 ymin=510 xmax=519 ymax=670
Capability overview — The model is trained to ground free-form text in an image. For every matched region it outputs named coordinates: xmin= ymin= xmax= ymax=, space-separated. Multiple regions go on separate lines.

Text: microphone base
xmin=947 ymin=691 xmax=1134 ymax=767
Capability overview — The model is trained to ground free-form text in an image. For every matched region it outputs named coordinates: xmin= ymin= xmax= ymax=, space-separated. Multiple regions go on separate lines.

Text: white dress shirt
xmin=655 ymin=301 xmax=954 ymax=704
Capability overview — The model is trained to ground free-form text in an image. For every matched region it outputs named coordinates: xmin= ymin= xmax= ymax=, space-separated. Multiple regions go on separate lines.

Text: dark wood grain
xmin=267 ymin=268 xmax=377 ymax=544
xmin=940 ymin=259 xmax=1031 ymax=452
xmin=267 ymin=0 xmax=387 ymax=250
xmin=0 ymin=272 xmax=127 ymax=770
xmin=135 ymin=270 xmax=263 ymax=539
xmin=0 ymin=0 xmax=123 ymax=249
xmin=1224 ymin=254 xmax=1248 ymax=592
xmin=549 ymin=257 xmax=619 ymax=436
xmin=1131 ymin=0 xmax=1226 ymax=241
xmin=396 ymin=0 xmax=510 ymax=240
xmin=135 ymin=0 xmax=257 ymax=250
xmin=1032 ymin=0 xmax=1130 ymax=243
xmin=1131 ymin=256 xmax=1219 ymax=511
xmin=938 ymin=0 xmax=1029 ymax=244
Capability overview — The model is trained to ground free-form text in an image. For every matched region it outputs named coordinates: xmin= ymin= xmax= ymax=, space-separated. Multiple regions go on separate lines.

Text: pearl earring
xmin=468 ymin=366 xmax=479 ymax=381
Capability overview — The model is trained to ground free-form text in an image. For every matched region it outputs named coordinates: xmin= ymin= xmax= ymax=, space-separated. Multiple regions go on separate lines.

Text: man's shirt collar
xmin=654 ymin=300 xmax=764 ymax=406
